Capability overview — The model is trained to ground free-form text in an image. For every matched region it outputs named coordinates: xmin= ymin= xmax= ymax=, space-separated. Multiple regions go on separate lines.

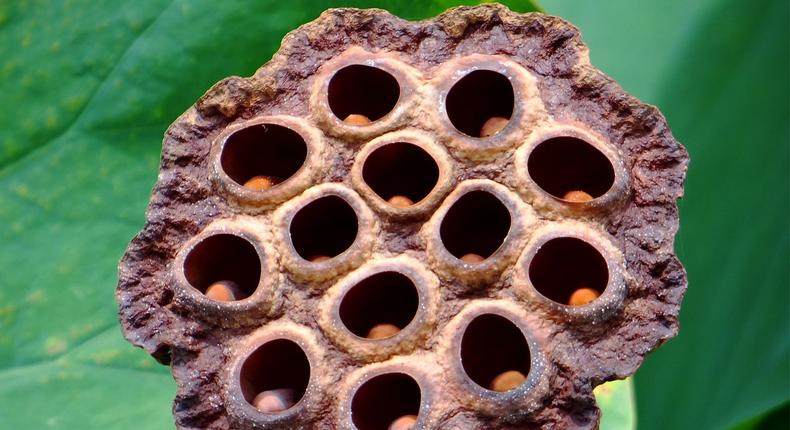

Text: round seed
xmin=568 ymin=287 xmax=600 ymax=306
xmin=388 ymin=414 xmax=418 ymax=430
xmin=562 ymin=190 xmax=594 ymax=203
xmin=489 ymin=370 xmax=526 ymax=392
xmin=460 ymin=253 xmax=485 ymax=264
xmin=344 ymin=114 xmax=372 ymax=126
xmin=204 ymin=280 xmax=242 ymax=302
xmin=243 ymin=175 xmax=281 ymax=190
xmin=366 ymin=323 xmax=401 ymax=339
xmin=309 ymin=255 xmax=332 ymax=263
xmin=479 ymin=116 xmax=509 ymax=138
xmin=387 ymin=195 xmax=414 ymax=208
xmin=253 ymin=388 xmax=297 ymax=413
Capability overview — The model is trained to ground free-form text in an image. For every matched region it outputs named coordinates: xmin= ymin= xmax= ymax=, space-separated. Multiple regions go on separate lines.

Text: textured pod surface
xmin=116 ymin=4 xmax=688 ymax=429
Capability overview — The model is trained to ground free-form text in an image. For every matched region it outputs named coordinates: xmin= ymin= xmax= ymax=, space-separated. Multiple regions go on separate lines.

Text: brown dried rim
xmin=514 ymin=221 xmax=627 ymax=323
xmin=351 ymin=129 xmax=455 ymax=220
xmin=337 ymin=359 xmax=436 ymax=429
xmin=442 ymin=301 xmax=548 ymax=417
xmin=274 ymin=183 xmax=378 ymax=283
xmin=515 ymin=123 xmax=630 ymax=216
xmin=210 ymin=115 xmax=326 ymax=208
xmin=320 ymin=256 xmax=438 ymax=362
xmin=423 ymin=179 xmax=535 ymax=284
xmin=224 ymin=323 xmax=325 ymax=429
xmin=432 ymin=54 xmax=547 ymax=159
xmin=310 ymin=46 xmax=422 ymax=141
xmin=172 ymin=218 xmax=281 ymax=327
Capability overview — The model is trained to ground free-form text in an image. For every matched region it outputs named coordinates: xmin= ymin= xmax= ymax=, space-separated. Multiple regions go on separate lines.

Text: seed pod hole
xmin=351 ymin=373 xmax=421 ymax=430
xmin=220 ymin=123 xmax=308 ymax=189
xmin=339 ymin=272 xmax=419 ymax=339
xmin=328 ymin=65 xmax=400 ymax=123
xmin=527 ymin=136 xmax=615 ymax=200
xmin=446 ymin=70 xmax=514 ymax=138
xmin=290 ymin=195 xmax=359 ymax=261
xmin=528 ymin=237 xmax=608 ymax=305
xmin=362 ymin=142 xmax=439 ymax=207
xmin=240 ymin=339 xmax=310 ymax=414
xmin=183 ymin=234 xmax=261 ymax=301
xmin=439 ymin=190 xmax=511 ymax=261
xmin=460 ymin=314 xmax=530 ymax=391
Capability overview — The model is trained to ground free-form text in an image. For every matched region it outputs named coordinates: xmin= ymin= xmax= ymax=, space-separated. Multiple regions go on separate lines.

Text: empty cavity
xmin=351 ymin=373 xmax=421 ymax=430
xmin=328 ymin=65 xmax=400 ymax=122
xmin=528 ymin=237 xmax=609 ymax=304
xmin=439 ymin=191 xmax=511 ymax=260
xmin=527 ymin=137 xmax=615 ymax=200
xmin=240 ymin=339 xmax=310 ymax=413
xmin=339 ymin=272 xmax=419 ymax=339
xmin=290 ymin=195 xmax=358 ymax=261
xmin=446 ymin=70 xmax=514 ymax=137
xmin=220 ymin=123 xmax=307 ymax=188
xmin=183 ymin=234 xmax=261 ymax=300
xmin=362 ymin=142 xmax=439 ymax=205
xmin=460 ymin=314 xmax=531 ymax=391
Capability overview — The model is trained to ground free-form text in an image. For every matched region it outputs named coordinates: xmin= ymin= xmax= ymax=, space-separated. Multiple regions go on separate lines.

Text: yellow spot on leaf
xmin=45 ymin=337 xmax=68 ymax=356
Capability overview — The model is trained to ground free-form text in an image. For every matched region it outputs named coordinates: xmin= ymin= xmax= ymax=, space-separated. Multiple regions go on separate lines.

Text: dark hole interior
xmin=339 ymin=272 xmax=419 ymax=338
xmin=220 ymin=123 xmax=308 ymax=186
xmin=446 ymin=70 xmax=514 ymax=137
xmin=460 ymin=314 xmax=531 ymax=390
xmin=328 ymin=64 xmax=400 ymax=122
xmin=351 ymin=373 xmax=421 ymax=430
xmin=528 ymin=237 xmax=609 ymax=304
xmin=439 ymin=190 xmax=511 ymax=260
xmin=362 ymin=142 xmax=440 ymax=204
xmin=527 ymin=136 xmax=615 ymax=199
xmin=183 ymin=234 xmax=261 ymax=299
xmin=239 ymin=339 xmax=310 ymax=410
xmin=290 ymin=195 xmax=358 ymax=260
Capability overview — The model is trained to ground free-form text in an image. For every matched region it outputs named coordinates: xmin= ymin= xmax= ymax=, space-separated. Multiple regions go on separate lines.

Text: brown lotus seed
xmin=489 ymin=370 xmax=526 ymax=392
xmin=388 ymin=414 xmax=418 ymax=430
xmin=479 ymin=116 xmax=510 ymax=138
xmin=344 ymin=113 xmax=372 ymax=125
xmin=387 ymin=195 xmax=414 ymax=207
xmin=562 ymin=190 xmax=594 ymax=202
xmin=309 ymin=255 xmax=332 ymax=263
xmin=568 ymin=287 xmax=600 ymax=306
xmin=253 ymin=388 xmax=297 ymax=413
xmin=204 ymin=280 xmax=242 ymax=302
xmin=366 ymin=323 xmax=401 ymax=339
xmin=460 ymin=253 xmax=486 ymax=264
xmin=243 ymin=175 xmax=281 ymax=190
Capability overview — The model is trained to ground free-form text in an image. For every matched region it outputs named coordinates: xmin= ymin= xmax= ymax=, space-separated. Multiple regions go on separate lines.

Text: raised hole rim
xmin=350 ymin=372 xmax=422 ymax=430
xmin=527 ymin=136 xmax=616 ymax=201
xmin=239 ymin=338 xmax=311 ymax=415
xmin=445 ymin=69 xmax=514 ymax=138
xmin=439 ymin=190 xmax=512 ymax=261
xmin=328 ymin=64 xmax=401 ymax=123
xmin=338 ymin=271 xmax=419 ymax=340
xmin=182 ymin=233 xmax=261 ymax=301
xmin=528 ymin=236 xmax=609 ymax=306
xmin=361 ymin=142 xmax=440 ymax=206
xmin=289 ymin=194 xmax=359 ymax=262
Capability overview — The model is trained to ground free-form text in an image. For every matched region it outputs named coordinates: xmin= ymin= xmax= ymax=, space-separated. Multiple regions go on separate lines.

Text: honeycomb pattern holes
xmin=328 ymin=65 xmax=400 ymax=122
xmin=527 ymin=136 xmax=615 ymax=200
xmin=439 ymin=190 xmax=511 ymax=260
xmin=183 ymin=234 xmax=261 ymax=300
xmin=289 ymin=195 xmax=359 ymax=261
xmin=528 ymin=237 xmax=609 ymax=305
xmin=446 ymin=70 xmax=514 ymax=138
xmin=362 ymin=142 xmax=439 ymax=205
xmin=460 ymin=313 xmax=531 ymax=391
xmin=239 ymin=339 xmax=310 ymax=412
xmin=220 ymin=123 xmax=308 ymax=187
xmin=339 ymin=272 xmax=419 ymax=339
xmin=351 ymin=373 xmax=422 ymax=430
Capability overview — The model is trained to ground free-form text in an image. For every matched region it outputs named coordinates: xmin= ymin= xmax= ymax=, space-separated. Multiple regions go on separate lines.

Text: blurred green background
xmin=0 ymin=0 xmax=786 ymax=429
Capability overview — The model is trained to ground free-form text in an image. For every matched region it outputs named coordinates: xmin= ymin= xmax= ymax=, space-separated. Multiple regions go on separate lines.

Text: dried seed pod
xmin=117 ymin=5 xmax=688 ymax=429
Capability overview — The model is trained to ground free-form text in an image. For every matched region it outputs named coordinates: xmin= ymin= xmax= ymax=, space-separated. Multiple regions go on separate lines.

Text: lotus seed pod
xmin=117 ymin=4 xmax=688 ymax=429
